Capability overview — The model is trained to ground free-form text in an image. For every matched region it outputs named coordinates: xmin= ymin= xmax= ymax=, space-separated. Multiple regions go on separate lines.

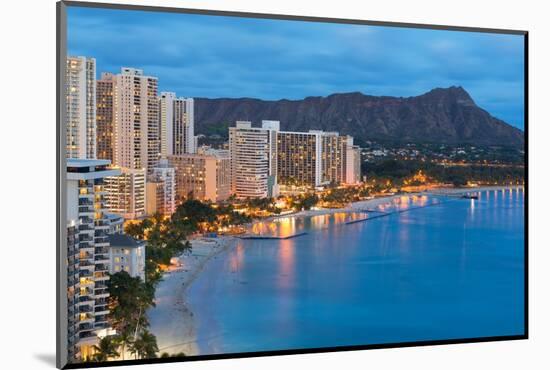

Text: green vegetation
xmin=289 ymin=193 xmax=319 ymax=211
xmin=363 ymin=159 xmax=524 ymax=187
xmin=91 ymin=336 xmax=120 ymax=362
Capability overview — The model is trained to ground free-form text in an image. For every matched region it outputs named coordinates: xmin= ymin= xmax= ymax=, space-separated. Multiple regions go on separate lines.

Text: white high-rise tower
xmin=66 ymin=56 xmax=96 ymax=159
xmin=159 ymin=92 xmax=195 ymax=157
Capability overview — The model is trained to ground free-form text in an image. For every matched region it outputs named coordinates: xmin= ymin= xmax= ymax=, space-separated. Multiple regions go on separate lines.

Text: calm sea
xmin=187 ymin=189 xmax=525 ymax=355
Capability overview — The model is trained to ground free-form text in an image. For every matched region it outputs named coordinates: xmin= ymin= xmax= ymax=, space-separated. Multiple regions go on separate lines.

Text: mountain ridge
xmin=193 ymin=86 xmax=524 ymax=147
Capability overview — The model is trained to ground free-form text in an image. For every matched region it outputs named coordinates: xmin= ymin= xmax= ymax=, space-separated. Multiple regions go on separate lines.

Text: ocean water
xmin=187 ymin=189 xmax=525 ymax=355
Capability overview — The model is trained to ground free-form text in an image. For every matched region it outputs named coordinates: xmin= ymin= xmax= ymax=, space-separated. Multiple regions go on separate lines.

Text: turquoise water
xmin=187 ymin=189 xmax=525 ymax=355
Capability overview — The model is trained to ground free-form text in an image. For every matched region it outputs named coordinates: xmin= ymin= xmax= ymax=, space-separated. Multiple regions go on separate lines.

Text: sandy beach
xmin=147 ymin=236 xmax=237 ymax=356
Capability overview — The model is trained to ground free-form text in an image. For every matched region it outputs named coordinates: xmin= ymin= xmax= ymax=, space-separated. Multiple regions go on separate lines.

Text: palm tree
xmin=116 ymin=329 xmax=134 ymax=361
xmin=92 ymin=336 xmax=120 ymax=362
xmin=129 ymin=330 xmax=158 ymax=359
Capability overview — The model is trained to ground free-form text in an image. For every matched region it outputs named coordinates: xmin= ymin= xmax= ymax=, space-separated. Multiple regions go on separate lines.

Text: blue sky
xmin=67 ymin=6 xmax=525 ymax=129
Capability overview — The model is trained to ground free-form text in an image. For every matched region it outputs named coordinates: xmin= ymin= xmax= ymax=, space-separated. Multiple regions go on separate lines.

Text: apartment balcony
xmin=79 ymin=259 xmax=94 ymax=268
xmin=94 ymin=236 xmax=109 ymax=245
xmin=78 ymin=206 xmax=95 ymax=214
xmin=78 ymin=294 xmax=94 ymax=304
xmin=94 ymin=306 xmax=110 ymax=316
xmin=79 ymin=305 xmax=93 ymax=313
xmin=79 ymin=217 xmax=93 ymax=224
xmin=94 ymin=282 xmax=107 ymax=289
xmin=94 ymin=271 xmax=109 ymax=281
xmin=78 ymin=322 xmax=94 ymax=332
xmin=94 ymin=292 xmax=109 ymax=301
xmin=94 ymin=247 xmax=109 ymax=255
xmin=95 ymin=264 xmax=109 ymax=273
xmin=94 ymin=316 xmax=109 ymax=326
xmin=94 ymin=254 xmax=109 ymax=263
xmin=78 ymin=224 xmax=93 ymax=232
xmin=79 ymin=270 xmax=93 ymax=278
xmin=78 ymin=199 xmax=94 ymax=206
xmin=79 ymin=242 xmax=93 ymax=250
xmin=78 ymin=235 xmax=93 ymax=243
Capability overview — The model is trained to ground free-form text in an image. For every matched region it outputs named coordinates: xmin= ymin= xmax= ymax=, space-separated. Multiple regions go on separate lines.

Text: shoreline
xmin=148 ymin=236 xmax=237 ymax=356
xmin=149 ymin=184 xmax=522 ymax=356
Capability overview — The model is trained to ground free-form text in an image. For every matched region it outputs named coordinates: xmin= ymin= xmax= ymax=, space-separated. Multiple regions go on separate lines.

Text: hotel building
xmin=66 ymin=159 xmax=120 ymax=362
xmin=271 ymin=124 xmax=358 ymax=189
xmin=159 ymin=92 xmax=195 ymax=157
xmin=111 ymin=67 xmax=160 ymax=171
xmin=168 ymin=149 xmax=231 ymax=203
xmin=104 ymin=167 xmax=146 ymax=220
xmin=107 ymin=234 xmax=146 ymax=281
xmin=66 ymin=56 xmax=96 ymax=159
xmin=229 ymin=121 xmax=279 ymax=199
xmin=344 ymin=138 xmax=361 ymax=185
xmin=146 ymin=159 xmax=176 ymax=216
xmin=96 ymin=73 xmax=115 ymax=162
xmin=320 ymin=132 xmax=348 ymax=185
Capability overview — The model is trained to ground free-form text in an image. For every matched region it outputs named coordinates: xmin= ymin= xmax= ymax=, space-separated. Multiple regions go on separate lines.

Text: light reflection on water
xmin=249 ymin=212 xmax=369 ymax=237
xmin=182 ymin=189 xmax=524 ymax=356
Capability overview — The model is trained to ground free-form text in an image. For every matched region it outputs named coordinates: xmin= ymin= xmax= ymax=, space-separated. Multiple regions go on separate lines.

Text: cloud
xmin=67 ymin=6 xmax=525 ymax=129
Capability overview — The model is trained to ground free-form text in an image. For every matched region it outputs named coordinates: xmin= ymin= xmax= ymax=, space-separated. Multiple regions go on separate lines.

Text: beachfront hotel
xmin=107 ymin=234 xmax=146 ymax=281
xmin=146 ymin=159 xmax=177 ymax=216
xmin=159 ymin=92 xmax=195 ymax=157
xmin=66 ymin=159 xmax=120 ymax=362
xmin=104 ymin=167 xmax=146 ymax=220
xmin=345 ymin=138 xmax=362 ymax=185
xmin=278 ymin=131 xmax=360 ymax=187
xmin=229 ymin=120 xmax=280 ymax=199
xmin=228 ymin=120 xmax=360 ymax=196
xmin=168 ymin=148 xmax=232 ymax=202
xmin=111 ymin=67 xmax=160 ymax=171
xmin=66 ymin=56 xmax=96 ymax=159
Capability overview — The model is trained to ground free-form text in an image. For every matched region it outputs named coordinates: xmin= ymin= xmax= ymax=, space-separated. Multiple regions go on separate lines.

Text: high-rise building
xmin=159 ymin=92 xmax=195 ymax=157
xmin=276 ymin=127 xmax=355 ymax=189
xmin=320 ymin=132 xmax=347 ymax=185
xmin=168 ymin=150 xmax=231 ymax=203
xmin=104 ymin=167 xmax=146 ymax=220
xmin=112 ymin=67 xmax=159 ymax=171
xmin=66 ymin=159 xmax=120 ymax=362
xmin=344 ymin=137 xmax=361 ymax=185
xmin=146 ymin=159 xmax=176 ymax=216
xmin=229 ymin=121 xmax=279 ymax=199
xmin=66 ymin=56 xmax=96 ymax=159
xmin=277 ymin=130 xmax=322 ymax=188
xmin=96 ymin=73 xmax=115 ymax=162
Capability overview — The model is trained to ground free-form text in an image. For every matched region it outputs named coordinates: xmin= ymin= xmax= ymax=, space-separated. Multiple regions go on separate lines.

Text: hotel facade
xmin=111 ymin=67 xmax=160 ymax=171
xmin=146 ymin=159 xmax=176 ymax=216
xmin=229 ymin=121 xmax=279 ymax=199
xmin=168 ymin=149 xmax=231 ymax=203
xmin=104 ymin=167 xmax=146 ymax=220
xmin=96 ymin=72 xmax=115 ymax=162
xmin=66 ymin=56 xmax=96 ymax=159
xmin=229 ymin=120 xmax=360 ymax=197
xmin=66 ymin=159 xmax=120 ymax=362
xmin=159 ymin=92 xmax=195 ymax=157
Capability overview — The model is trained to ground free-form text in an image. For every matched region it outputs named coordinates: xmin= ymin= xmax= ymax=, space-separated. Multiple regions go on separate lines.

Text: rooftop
xmin=67 ymin=159 xmax=111 ymax=167
xmin=107 ymin=234 xmax=145 ymax=249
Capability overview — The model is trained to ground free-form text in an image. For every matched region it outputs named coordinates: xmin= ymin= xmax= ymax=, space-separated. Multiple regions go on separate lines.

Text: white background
xmin=0 ymin=0 xmax=547 ymax=369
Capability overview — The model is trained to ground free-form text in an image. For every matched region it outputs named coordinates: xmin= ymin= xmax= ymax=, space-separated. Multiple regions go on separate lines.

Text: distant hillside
xmin=194 ymin=86 xmax=524 ymax=147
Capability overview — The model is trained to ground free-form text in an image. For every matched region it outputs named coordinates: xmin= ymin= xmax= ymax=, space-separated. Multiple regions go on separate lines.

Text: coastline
xmin=148 ymin=184 xmax=523 ymax=356
xmin=148 ymin=236 xmax=237 ymax=356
